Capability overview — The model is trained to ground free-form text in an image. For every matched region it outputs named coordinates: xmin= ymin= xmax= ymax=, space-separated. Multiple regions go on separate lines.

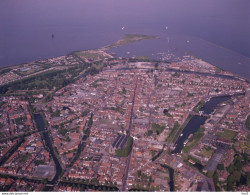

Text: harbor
xmin=172 ymin=95 xmax=231 ymax=154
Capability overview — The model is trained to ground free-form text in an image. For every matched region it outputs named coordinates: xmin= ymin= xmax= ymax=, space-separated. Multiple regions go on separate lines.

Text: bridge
xmin=190 ymin=111 xmax=209 ymax=117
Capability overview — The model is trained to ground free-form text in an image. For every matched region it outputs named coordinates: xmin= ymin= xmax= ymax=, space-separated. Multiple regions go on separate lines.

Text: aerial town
xmin=0 ymin=36 xmax=249 ymax=192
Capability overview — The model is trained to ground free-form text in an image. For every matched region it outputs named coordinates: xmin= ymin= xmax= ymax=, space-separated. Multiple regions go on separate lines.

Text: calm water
xmin=161 ymin=165 xmax=174 ymax=191
xmin=172 ymin=115 xmax=207 ymax=154
xmin=34 ymin=114 xmax=62 ymax=184
xmin=200 ymin=96 xmax=231 ymax=114
xmin=0 ymin=0 xmax=249 ymax=78
xmin=172 ymin=96 xmax=231 ymax=154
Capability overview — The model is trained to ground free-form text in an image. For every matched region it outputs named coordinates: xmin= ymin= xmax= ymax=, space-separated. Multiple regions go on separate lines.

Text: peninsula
xmin=0 ymin=35 xmax=249 ymax=192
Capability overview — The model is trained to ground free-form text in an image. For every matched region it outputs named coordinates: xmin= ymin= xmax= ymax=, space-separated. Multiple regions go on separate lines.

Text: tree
xmin=122 ymin=87 xmax=127 ymax=94
xmin=217 ymin=164 xmax=224 ymax=170
xmin=152 ymin=123 xmax=165 ymax=135
xmin=233 ymin=171 xmax=241 ymax=182
xmin=116 ymin=136 xmax=133 ymax=157
xmin=48 ymin=107 xmax=53 ymax=113
xmin=81 ymin=110 xmax=89 ymax=117
xmin=44 ymin=93 xmax=53 ymax=102
xmin=227 ymin=164 xmax=235 ymax=173
xmin=234 ymin=158 xmax=243 ymax=171
xmin=226 ymin=175 xmax=234 ymax=190
xmin=138 ymin=170 xmax=142 ymax=177
xmin=91 ymin=178 xmax=99 ymax=185
xmin=213 ymin=171 xmax=221 ymax=191
xmin=163 ymin=109 xmax=168 ymax=114
xmin=146 ymin=130 xmax=153 ymax=136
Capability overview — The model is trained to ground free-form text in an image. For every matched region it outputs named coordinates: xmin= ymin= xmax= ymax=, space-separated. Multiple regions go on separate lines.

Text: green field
xmin=198 ymin=146 xmax=214 ymax=159
xmin=116 ymin=136 xmax=133 ymax=157
xmin=19 ymin=152 xmax=32 ymax=163
xmin=166 ymin=121 xmax=180 ymax=143
xmin=151 ymin=123 xmax=166 ymax=135
xmin=0 ymin=63 xmax=93 ymax=95
xmin=182 ymin=127 xmax=205 ymax=153
xmin=193 ymin=100 xmax=205 ymax=113
xmin=104 ymin=34 xmax=157 ymax=50
xmin=216 ymin=129 xmax=237 ymax=140
xmin=75 ymin=50 xmax=112 ymax=62
xmin=75 ymin=34 xmax=156 ymax=62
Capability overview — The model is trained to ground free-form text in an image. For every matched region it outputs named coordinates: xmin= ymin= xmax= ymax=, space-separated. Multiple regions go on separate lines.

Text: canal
xmin=199 ymin=95 xmax=231 ymax=115
xmin=161 ymin=164 xmax=174 ymax=191
xmin=34 ymin=114 xmax=62 ymax=184
xmin=166 ymin=68 xmax=241 ymax=81
xmin=172 ymin=95 xmax=231 ymax=154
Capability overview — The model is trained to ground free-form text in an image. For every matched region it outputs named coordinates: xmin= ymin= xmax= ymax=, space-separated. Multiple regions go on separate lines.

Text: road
xmin=121 ymin=77 xmax=138 ymax=191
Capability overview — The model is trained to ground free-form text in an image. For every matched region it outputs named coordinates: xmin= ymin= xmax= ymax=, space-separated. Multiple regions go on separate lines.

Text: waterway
xmin=0 ymin=0 xmax=250 ymax=79
xmin=166 ymin=68 xmax=242 ymax=81
xmin=161 ymin=164 xmax=174 ymax=191
xmin=34 ymin=114 xmax=62 ymax=184
xmin=199 ymin=95 xmax=232 ymax=115
xmin=0 ymin=138 xmax=24 ymax=166
xmin=172 ymin=95 xmax=231 ymax=154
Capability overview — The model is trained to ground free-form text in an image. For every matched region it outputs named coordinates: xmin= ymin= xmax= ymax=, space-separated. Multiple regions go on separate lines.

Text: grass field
xmin=216 ymin=129 xmax=237 ymax=140
xmin=182 ymin=127 xmax=205 ymax=153
xmin=193 ymin=100 xmax=205 ymax=113
xmin=166 ymin=121 xmax=180 ymax=143
xmin=104 ymin=34 xmax=157 ymax=50
xmin=75 ymin=50 xmax=113 ymax=62
xmin=19 ymin=152 xmax=32 ymax=163
xmin=197 ymin=146 xmax=214 ymax=159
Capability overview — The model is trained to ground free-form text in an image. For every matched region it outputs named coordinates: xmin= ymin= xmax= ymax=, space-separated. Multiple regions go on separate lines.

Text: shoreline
xmin=0 ymin=34 xmax=157 ymax=70
xmin=0 ymin=34 xmax=249 ymax=83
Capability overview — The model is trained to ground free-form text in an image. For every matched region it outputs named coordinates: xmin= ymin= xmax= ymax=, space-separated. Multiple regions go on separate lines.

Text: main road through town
xmin=121 ymin=76 xmax=138 ymax=191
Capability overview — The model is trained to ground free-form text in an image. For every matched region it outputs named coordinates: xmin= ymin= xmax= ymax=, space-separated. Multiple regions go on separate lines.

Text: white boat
xmin=188 ymin=134 xmax=193 ymax=139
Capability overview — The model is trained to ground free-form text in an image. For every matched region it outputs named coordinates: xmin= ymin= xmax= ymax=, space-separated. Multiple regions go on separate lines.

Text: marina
xmin=172 ymin=95 xmax=231 ymax=154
